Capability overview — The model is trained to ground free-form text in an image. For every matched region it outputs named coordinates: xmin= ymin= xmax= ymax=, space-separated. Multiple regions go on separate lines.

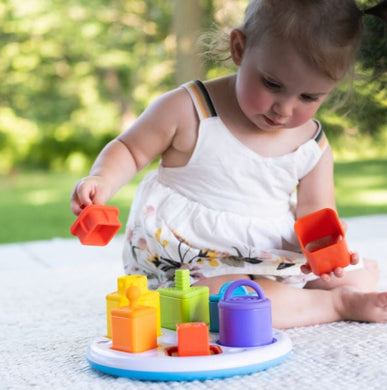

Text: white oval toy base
xmin=87 ymin=329 xmax=292 ymax=381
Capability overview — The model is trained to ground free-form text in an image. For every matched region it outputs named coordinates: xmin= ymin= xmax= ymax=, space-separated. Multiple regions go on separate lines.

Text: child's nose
xmin=272 ymin=98 xmax=294 ymax=118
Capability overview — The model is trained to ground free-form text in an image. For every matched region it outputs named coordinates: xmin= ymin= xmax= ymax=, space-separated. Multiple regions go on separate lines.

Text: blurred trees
xmin=174 ymin=1 xmax=204 ymax=84
xmin=0 ymin=0 xmax=174 ymax=172
xmin=315 ymin=2 xmax=386 ymax=156
xmin=0 ymin=0 xmax=385 ymax=174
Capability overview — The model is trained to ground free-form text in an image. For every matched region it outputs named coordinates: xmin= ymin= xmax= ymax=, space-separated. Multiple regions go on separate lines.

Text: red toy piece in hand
xmin=70 ymin=204 xmax=121 ymax=246
xmin=294 ymin=208 xmax=350 ymax=275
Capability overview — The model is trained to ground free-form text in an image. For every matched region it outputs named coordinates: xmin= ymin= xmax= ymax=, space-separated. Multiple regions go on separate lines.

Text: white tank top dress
xmin=123 ymin=80 xmax=329 ymax=289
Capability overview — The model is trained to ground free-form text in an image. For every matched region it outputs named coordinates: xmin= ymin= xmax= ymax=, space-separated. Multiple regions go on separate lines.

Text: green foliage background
xmin=0 ymin=0 xmax=385 ymax=175
xmin=0 ymin=0 xmax=385 ymax=243
xmin=0 ymin=0 xmax=174 ymax=173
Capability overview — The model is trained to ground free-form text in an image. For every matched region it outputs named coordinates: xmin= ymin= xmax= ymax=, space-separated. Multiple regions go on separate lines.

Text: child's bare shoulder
xmin=144 ymin=85 xmax=200 ymax=163
xmin=295 ymin=119 xmax=322 ymax=144
xmin=146 ymin=86 xmax=194 ymax=119
xmin=305 ymin=119 xmax=321 ymax=136
xmin=137 ymin=86 xmax=197 ymax=137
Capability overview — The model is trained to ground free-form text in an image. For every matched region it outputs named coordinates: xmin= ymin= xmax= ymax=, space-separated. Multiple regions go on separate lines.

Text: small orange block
xmin=177 ymin=322 xmax=210 ymax=357
xmin=70 ymin=204 xmax=121 ymax=246
xmin=111 ymin=286 xmax=157 ymax=353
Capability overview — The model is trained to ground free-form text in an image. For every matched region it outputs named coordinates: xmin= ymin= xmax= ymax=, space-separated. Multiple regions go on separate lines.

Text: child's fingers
xmin=70 ymin=176 xmax=112 ymax=216
xmin=70 ymin=198 xmax=84 ymax=216
xmin=332 ymin=267 xmax=344 ymax=278
xmin=350 ymin=251 xmax=359 ymax=265
xmin=74 ymin=181 xmax=94 ymax=207
xmin=70 ymin=179 xmax=95 ymax=215
xmin=302 ymin=263 xmax=332 ymax=281
xmin=300 ymin=263 xmax=312 ymax=274
xmin=91 ymin=187 xmax=110 ymax=206
xmin=319 ymin=273 xmax=331 ymax=282
xmin=70 ymin=193 xmax=91 ymax=215
xmin=318 ymin=266 xmax=347 ymax=282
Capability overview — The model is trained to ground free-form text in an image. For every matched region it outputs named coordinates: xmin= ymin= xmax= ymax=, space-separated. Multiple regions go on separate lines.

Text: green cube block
xmin=157 ymin=269 xmax=209 ymax=330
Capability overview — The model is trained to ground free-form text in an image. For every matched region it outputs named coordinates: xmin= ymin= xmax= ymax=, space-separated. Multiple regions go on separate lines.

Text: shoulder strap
xmin=313 ymin=121 xmax=328 ymax=151
xmin=182 ymin=80 xmax=217 ymax=120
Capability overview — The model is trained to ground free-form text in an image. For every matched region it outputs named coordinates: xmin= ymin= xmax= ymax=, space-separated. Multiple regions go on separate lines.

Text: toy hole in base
xmin=165 ymin=345 xmax=223 ymax=357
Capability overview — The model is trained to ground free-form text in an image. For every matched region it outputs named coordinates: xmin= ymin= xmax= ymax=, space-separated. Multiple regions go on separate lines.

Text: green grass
xmin=334 ymin=159 xmax=387 ymax=216
xmin=0 ymin=167 xmax=153 ymax=244
xmin=0 ymin=159 xmax=386 ymax=243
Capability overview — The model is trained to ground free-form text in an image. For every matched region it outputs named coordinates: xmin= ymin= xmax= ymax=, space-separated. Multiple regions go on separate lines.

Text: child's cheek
xmin=295 ymin=106 xmax=319 ymax=125
xmin=246 ymin=89 xmax=271 ymax=113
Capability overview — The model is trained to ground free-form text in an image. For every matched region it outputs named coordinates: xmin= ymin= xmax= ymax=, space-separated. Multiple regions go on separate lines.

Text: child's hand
xmin=301 ymin=251 xmax=359 ymax=282
xmin=70 ymin=176 xmax=112 ymax=215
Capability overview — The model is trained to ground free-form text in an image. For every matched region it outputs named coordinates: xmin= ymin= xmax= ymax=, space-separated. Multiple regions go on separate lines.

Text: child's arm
xmin=296 ymin=145 xmax=336 ymax=219
xmin=296 ymin=145 xmax=358 ymax=280
xmin=70 ymin=139 xmax=136 ymax=215
xmin=70 ymin=88 xmax=189 ymax=215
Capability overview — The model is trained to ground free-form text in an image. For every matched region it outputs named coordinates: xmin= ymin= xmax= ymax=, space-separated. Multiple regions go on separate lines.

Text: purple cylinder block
xmin=209 ymin=281 xmax=250 ymax=332
xmin=218 ymin=279 xmax=273 ymax=347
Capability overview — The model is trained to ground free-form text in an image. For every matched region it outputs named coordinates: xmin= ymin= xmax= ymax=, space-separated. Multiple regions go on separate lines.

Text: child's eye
xmin=262 ymin=77 xmax=281 ymax=90
xmin=300 ymin=94 xmax=319 ymax=102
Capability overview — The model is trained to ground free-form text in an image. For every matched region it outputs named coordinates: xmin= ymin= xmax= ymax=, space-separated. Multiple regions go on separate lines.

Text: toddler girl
xmin=71 ymin=0 xmax=387 ymax=328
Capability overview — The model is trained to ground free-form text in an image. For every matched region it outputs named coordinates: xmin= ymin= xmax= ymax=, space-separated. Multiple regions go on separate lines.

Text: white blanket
xmin=1 ymin=215 xmax=386 ymax=390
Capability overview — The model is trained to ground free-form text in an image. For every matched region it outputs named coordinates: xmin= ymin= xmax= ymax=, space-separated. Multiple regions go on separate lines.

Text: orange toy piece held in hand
xmin=294 ymin=208 xmax=351 ymax=276
xmin=70 ymin=204 xmax=121 ymax=246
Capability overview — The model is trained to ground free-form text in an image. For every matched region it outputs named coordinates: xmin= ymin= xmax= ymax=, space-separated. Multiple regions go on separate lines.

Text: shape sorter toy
xmin=70 ymin=208 xmax=292 ymax=380
xmin=294 ymin=208 xmax=351 ymax=275
xmin=111 ymin=286 xmax=157 ymax=353
xmin=106 ymin=275 xmax=161 ymax=337
xmin=70 ymin=204 xmax=121 ymax=246
xmin=86 ymin=277 xmax=293 ymax=381
xmin=157 ymin=269 xmax=209 ymax=330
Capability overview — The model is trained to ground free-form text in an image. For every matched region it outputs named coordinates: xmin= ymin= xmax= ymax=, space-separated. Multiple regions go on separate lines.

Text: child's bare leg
xmin=305 ymin=258 xmax=380 ymax=292
xmin=194 ymin=273 xmax=387 ymax=328
xmin=301 ymin=258 xmax=387 ymax=327
xmin=194 ymin=274 xmax=342 ymax=327
xmin=254 ymin=278 xmax=341 ymax=328
xmin=254 ymin=277 xmax=387 ymax=328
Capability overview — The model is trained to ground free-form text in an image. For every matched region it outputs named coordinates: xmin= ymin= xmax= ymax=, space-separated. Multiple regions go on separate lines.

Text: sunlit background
xmin=0 ymin=0 xmax=386 ymax=243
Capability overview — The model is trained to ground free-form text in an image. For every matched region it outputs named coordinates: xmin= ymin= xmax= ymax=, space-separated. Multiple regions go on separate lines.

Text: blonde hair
xmin=202 ymin=0 xmax=364 ymax=80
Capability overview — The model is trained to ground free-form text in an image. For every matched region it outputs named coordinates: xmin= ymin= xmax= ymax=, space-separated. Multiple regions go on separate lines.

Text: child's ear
xmin=230 ymin=29 xmax=246 ymax=66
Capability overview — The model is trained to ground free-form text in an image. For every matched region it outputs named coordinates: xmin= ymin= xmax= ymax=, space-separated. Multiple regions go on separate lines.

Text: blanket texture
xmin=1 ymin=215 xmax=386 ymax=390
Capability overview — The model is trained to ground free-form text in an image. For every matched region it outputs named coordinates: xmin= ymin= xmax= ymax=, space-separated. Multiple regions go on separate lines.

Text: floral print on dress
xmin=124 ymin=203 xmax=300 ymax=288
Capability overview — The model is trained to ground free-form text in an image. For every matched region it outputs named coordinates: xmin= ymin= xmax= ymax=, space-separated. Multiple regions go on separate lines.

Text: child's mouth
xmin=263 ymin=116 xmax=283 ymax=127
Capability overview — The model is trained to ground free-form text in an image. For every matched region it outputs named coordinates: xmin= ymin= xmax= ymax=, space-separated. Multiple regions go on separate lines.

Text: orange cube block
xmin=70 ymin=204 xmax=121 ymax=246
xmin=294 ymin=208 xmax=350 ymax=275
xmin=111 ymin=287 xmax=157 ymax=353
xmin=177 ymin=322 xmax=210 ymax=357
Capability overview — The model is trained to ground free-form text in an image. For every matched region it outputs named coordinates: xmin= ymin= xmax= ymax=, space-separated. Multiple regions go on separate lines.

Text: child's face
xmin=232 ymin=33 xmax=338 ymax=131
